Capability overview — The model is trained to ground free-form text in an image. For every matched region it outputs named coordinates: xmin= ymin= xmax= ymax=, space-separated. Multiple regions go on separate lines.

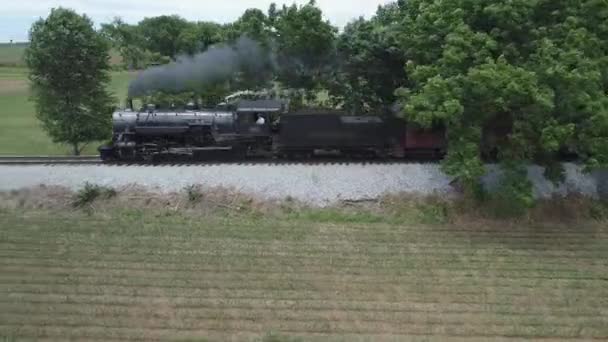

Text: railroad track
xmin=0 ymin=156 xmax=101 ymax=165
xmin=0 ymin=155 xmax=441 ymax=166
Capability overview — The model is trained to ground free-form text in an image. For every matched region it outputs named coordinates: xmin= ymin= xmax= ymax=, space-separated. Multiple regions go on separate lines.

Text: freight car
xmin=99 ymin=100 xmax=447 ymax=162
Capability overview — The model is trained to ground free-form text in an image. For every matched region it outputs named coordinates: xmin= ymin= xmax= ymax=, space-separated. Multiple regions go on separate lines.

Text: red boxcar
xmin=403 ymin=125 xmax=447 ymax=158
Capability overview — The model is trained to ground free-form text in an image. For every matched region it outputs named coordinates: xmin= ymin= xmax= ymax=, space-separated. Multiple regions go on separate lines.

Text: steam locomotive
xmin=99 ymin=98 xmax=447 ymax=162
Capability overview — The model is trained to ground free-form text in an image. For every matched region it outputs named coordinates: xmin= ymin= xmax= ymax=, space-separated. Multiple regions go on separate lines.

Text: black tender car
xmin=276 ymin=110 xmax=403 ymax=157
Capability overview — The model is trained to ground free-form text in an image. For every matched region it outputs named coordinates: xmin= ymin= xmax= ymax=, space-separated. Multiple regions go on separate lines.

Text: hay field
xmin=0 ymin=208 xmax=607 ymax=341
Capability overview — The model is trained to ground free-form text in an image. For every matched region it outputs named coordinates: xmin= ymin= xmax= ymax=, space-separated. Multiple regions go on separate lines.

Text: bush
xmin=589 ymin=200 xmax=608 ymax=221
xmin=72 ymin=183 xmax=117 ymax=208
xmin=483 ymin=163 xmax=535 ymax=219
xmin=416 ymin=201 xmax=450 ymax=224
xmin=184 ymin=185 xmax=204 ymax=204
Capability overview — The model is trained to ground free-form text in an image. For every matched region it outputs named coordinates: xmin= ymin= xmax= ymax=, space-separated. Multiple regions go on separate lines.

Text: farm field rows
xmin=0 ymin=209 xmax=607 ymax=341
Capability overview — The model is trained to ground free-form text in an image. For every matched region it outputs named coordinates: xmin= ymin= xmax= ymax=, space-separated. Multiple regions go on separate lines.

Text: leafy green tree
xmin=328 ymin=3 xmax=407 ymax=114
xmin=233 ymin=9 xmax=272 ymax=45
xmin=176 ymin=22 xmax=225 ymax=56
xmin=101 ymin=18 xmax=149 ymax=69
xmin=25 ymin=8 xmax=114 ymax=155
xmin=139 ymin=15 xmax=191 ymax=59
xmin=272 ymin=0 xmax=337 ymax=95
xmin=396 ymin=0 xmax=608 ymax=201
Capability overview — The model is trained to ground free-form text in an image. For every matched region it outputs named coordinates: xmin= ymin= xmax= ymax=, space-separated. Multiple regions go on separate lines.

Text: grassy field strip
xmin=0 ymin=251 xmax=605 ymax=273
xmin=7 ymin=325 xmax=606 ymax=342
xmin=1 ymin=234 xmax=604 ymax=250
xmin=2 ymin=288 xmax=606 ymax=311
xmin=4 ymin=212 xmax=605 ymax=231
xmin=1 ymin=279 xmax=605 ymax=304
xmin=2 ymin=297 xmax=606 ymax=317
xmin=0 ymin=245 xmax=605 ymax=268
xmin=0 ymin=337 xmax=596 ymax=342
xmin=4 ymin=215 xmax=605 ymax=233
xmin=1 ymin=243 xmax=607 ymax=260
xmin=2 ymin=240 xmax=607 ymax=262
xmin=4 ymin=218 xmax=605 ymax=236
xmin=1 ymin=253 xmax=607 ymax=270
xmin=1 ymin=267 xmax=606 ymax=289
xmin=1 ymin=321 xmax=606 ymax=339
xmin=3 ymin=231 xmax=607 ymax=245
xmin=3 ymin=310 xmax=608 ymax=333
xmin=2 ymin=265 xmax=607 ymax=286
xmin=1 ymin=259 xmax=606 ymax=282
xmin=4 ymin=303 xmax=608 ymax=326
xmin=2 ymin=237 xmax=607 ymax=255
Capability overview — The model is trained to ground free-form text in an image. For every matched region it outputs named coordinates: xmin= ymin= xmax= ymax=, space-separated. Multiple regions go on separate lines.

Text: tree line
xmin=25 ymin=0 xmax=608 ymax=210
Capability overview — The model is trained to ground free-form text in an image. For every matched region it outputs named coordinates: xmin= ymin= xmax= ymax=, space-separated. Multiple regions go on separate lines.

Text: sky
xmin=1 ymin=0 xmax=393 ymax=42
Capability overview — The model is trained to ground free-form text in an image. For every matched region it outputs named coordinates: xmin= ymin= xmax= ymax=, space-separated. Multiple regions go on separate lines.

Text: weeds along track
xmin=0 ymin=211 xmax=607 ymax=341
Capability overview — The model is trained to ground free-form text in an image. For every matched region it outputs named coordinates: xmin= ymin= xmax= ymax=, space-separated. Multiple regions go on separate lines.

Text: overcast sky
xmin=1 ymin=0 xmax=393 ymax=42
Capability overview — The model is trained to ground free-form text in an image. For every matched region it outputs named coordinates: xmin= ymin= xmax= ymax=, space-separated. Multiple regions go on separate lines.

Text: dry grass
xmin=0 ymin=79 xmax=27 ymax=94
xmin=0 ymin=187 xmax=607 ymax=341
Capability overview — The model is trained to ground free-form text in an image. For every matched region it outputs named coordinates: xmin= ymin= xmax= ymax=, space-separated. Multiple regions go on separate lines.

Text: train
xmin=98 ymin=97 xmax=447 ymax=162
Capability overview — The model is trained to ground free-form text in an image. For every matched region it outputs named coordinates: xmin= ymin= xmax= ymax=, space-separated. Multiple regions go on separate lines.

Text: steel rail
xmin=0 ymin=155 xmax=441 ymax=166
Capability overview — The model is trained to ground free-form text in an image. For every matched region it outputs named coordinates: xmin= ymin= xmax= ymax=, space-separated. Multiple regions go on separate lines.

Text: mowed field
xmin=0 ymin=209 xmax=607 ymax=341
xmin=0 ymin=43 xmax=132 ymax=155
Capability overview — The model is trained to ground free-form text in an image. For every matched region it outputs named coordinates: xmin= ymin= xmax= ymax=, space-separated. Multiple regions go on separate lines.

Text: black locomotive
xmin=99 ymin=98 xmax=447 ymax=162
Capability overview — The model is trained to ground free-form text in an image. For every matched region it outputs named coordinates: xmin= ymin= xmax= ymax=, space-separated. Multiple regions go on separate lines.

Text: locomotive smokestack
xmin=128 ymin=36 xmax=273 ymax=97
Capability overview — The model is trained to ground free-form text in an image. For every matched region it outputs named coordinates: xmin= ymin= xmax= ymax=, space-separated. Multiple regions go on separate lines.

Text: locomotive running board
xmin=168 ymin=147 xmax=233 ymax=154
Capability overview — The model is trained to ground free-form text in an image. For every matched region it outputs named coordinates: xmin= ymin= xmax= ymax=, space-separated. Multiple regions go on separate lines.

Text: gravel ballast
xmin=0 ymin=163 xmax=601 ymax=205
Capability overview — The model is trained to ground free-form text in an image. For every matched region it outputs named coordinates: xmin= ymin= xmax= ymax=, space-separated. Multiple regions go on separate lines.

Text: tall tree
xmin=25 ymin=8 xmax=114 ymax=155
xmin=101 ymin=18 xmax=148 ymax=69
xmin=328 ymin=3 xmax=407 ymax=114
xmin=396 ymin=0 xmax=608 ymax=202
xmin=138 ymin=15 xmax=191 ymax=59
xmin=233 ymin=9 xmax=272 ymax=45
xmin=176 ymin=21 xmax=224 ymax=56
xmin=272 ymin=0 xmax=337 ymax=96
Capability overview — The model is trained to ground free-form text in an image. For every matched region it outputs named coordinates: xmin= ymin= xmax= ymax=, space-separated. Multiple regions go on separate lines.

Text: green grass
xmin=0 ymin=207 xmax=607 ymax=341
xmin=0 ymin=66 xmax=134 ymax=155
xmin=0 ymin=43 xmax=122 ymax=68
xmin=0 ymin=43 xmax=28 ymax=67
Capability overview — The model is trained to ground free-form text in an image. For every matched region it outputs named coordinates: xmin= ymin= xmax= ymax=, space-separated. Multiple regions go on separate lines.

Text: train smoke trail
xmin=128 ymin=36 xmax=272 ymax=97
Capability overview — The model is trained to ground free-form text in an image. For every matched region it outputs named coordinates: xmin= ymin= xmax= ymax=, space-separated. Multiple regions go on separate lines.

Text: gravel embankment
xmin=0 ymin=163 xmax=602 ymax=205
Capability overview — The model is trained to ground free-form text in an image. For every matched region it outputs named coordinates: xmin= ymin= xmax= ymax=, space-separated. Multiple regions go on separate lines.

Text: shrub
xmin=486 ymin=163 xmax=535 ymax=219
xmin=184 ymin=185 xmax=204 ymax=204
xmin=72 ymin=183 xmax=117 ymax=208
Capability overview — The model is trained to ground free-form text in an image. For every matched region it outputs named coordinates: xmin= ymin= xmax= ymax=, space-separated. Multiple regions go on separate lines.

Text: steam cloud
xmin=128 ymin=37 xmax=272 ymax=97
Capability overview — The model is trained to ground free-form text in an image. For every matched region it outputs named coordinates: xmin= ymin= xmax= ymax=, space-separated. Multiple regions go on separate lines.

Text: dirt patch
xmin=0 ymin=184 xmax=292 ymax=217
xmin=0 ymin=185 xmax=73 ymax=210
xmin=0 ymin=79 xmax=28 ymax=93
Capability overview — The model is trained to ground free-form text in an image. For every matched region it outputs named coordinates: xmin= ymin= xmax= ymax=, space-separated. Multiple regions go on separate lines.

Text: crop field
xmin=0 ymin=208 xmax=607 ymax=341
xmin=0 ymin=43 xmax=28 ymax=67
xmin=0 ymin=43 xmax=122 ymax=67
xmin=0 ymin=66 xmax=134 ymax=155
